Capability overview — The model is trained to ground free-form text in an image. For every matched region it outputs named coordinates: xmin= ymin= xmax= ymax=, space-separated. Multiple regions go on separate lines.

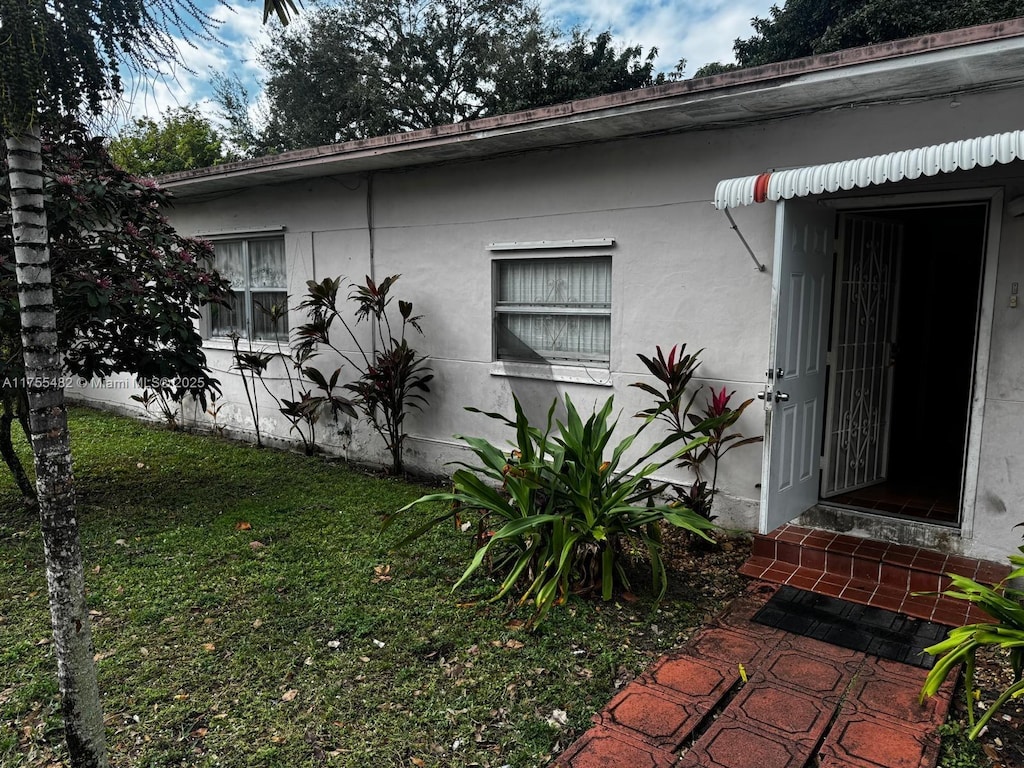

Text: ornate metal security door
xmin=821 ymin=216 xmax=903 ymax=497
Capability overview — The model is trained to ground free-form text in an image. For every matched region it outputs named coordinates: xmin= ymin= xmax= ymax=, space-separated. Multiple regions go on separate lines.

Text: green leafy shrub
xmin=921 ymin=546 xmax=1024 ymax=740
xmin=388 ymin=393 xmax=716 ymax=628
xmin=0 ymin=123 xmax=231 ymax=498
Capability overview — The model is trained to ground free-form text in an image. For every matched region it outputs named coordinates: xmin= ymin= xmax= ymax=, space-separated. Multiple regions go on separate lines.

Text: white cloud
xmin=113 ymin=2 xmax=272 ymax=125
xmin=539 ymin=0 xmax=777 ymax=76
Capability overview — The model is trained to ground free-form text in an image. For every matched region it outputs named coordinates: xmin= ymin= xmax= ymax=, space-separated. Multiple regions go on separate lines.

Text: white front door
xmin=821 ymin=216 xmax=903 ymax=497
xmin=759 ymin=200 xmax=835 ymax=534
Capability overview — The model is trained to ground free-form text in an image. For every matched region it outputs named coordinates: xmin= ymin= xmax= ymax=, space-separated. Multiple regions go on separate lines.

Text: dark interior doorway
xmin=825 ymin=204 xmax=987 ymax=525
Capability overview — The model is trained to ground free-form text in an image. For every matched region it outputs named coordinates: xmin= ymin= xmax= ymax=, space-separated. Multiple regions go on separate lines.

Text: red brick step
xmin=739 ymin=524 xmax=1010 ymax=625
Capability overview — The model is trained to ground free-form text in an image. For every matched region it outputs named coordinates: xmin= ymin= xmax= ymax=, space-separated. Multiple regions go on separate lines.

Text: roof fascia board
xmin=162 ymin=27 xmax=1024 ymax=198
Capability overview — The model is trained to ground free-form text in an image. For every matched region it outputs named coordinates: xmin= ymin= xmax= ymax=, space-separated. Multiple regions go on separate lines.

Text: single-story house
xmin=78 ymin=18 xmax=1024 ymax=563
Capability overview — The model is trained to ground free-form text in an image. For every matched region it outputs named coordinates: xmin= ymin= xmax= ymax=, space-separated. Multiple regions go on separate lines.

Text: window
xmin=209 ymin=238 xmax=288 ymax=341
xmin=494 ymin=256 xmax=611 ymax=365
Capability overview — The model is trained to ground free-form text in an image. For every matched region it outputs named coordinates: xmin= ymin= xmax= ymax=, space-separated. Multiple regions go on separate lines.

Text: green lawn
xmin=0 ymin=407 xmax=749 ymax=768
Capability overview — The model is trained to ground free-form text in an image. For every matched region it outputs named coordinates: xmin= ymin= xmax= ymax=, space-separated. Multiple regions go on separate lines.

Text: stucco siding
xmin=71 ymin=81 xmax=1024 ymax=560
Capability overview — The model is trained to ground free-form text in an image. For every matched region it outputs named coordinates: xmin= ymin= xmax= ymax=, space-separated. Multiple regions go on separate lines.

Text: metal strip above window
xmin=487 ymin=238 xmax=614 ymax=251
xmin=713 ymin=130 xmax=1024 ymax=210
xmin=194 ymin=225 xmax=287 ymax=239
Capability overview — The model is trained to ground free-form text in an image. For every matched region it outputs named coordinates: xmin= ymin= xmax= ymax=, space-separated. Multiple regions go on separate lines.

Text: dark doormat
xmin=752 ymin=585 xmax=951 ymax=669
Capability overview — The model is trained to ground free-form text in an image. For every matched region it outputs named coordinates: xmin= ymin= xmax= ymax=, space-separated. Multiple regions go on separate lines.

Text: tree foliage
xmin=483 ymin=29 xmax=664 ymax=115
xmin=217 ymin=0 xmax=665 ymax=154
xmin=108 ymin=105 xmax=233 ymax=176
xmin=696 ymin=0 xmax=1024 ymax=75
xmin=0 ymin=122 xmax=230 ymax=495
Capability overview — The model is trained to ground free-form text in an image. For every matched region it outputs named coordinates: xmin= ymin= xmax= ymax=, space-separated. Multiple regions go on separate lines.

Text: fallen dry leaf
xmin=505 ymin=639 xmax=525 ymax=650
xmin=371 ymin=564 xmax=392 ymax=583
xmin=235 ymin=521 xmax=252 ymax=531
xmin=249 ymin=541 xmax=265 ymax=550
xmin=202 ymin=642 xmax=216 ymax=652
xmin=252 ymin=619 xmax=263 ymax=629
xmin=281 ymin=689 xmax=299 ymax=702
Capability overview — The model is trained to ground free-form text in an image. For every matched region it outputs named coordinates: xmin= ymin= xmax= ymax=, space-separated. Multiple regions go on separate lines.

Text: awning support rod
xmin=723 ymin=208 xmax=766 ymax=272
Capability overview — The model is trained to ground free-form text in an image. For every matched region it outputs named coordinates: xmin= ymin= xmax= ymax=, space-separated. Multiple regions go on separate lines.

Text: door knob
xmin=774 ymin=391 xmax=790 ymax=402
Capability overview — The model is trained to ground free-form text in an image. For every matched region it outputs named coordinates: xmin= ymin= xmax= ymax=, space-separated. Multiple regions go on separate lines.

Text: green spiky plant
xmin=387 ymin=393 xmax=717 ymax=628
xmin=920 ymin=543 xmax=1024 ymax=740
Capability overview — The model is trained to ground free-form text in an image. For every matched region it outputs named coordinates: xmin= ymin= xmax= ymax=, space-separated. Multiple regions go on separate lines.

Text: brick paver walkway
xmin=555 ymin=583 xmax=956 ymax=768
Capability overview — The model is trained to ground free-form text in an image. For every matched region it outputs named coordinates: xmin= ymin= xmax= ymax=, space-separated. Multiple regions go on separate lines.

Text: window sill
xmin=203 ymin=337 xmax=290 ymax=355
xmin=489 ymin=360 xmax=612 ymax=387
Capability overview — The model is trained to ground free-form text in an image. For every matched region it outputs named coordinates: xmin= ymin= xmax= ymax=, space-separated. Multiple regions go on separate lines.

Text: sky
xmin=112 ymin=0 xmax=780 ymax=127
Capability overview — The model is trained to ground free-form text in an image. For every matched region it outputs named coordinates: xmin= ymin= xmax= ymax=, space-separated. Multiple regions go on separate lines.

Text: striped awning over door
xmin=713 ymin=130 xmax=1024 ymax=210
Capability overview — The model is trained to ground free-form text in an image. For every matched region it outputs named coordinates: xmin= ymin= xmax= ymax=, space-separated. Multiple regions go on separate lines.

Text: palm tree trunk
xmin=6 ymin=128 xmax=108 ymax=767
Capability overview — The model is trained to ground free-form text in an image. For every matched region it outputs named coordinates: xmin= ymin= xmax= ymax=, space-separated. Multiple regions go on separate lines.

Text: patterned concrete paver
xmin=555 ymin=725 xmax=678 ymax=768
xmin=554 ymin=582 xmax=956 ymax=768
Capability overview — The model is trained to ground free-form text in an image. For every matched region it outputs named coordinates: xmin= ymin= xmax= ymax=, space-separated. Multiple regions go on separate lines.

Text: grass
xmin=937 ymin=724 xmax=993 ymax=768
xmin=0 ymin=407 xmax=749 ymax=768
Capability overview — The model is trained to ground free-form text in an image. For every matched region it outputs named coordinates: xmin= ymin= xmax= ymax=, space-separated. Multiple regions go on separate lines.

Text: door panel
xmin=760 ymin=200 xmax=834 ymax=534
xmin=821 ymin=216 xmax=903 ymax=497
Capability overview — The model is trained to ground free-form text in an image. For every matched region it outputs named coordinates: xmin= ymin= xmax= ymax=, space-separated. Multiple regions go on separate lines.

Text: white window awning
xmin=713 ymin=130 xmax=1024 ymax=210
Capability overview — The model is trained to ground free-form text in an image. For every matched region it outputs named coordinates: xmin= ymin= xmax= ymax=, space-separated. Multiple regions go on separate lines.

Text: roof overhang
xmin=160 ymin=19 xmax=1024 ymax=199
xmin=713 ymin=130 xmax=1024 ymax=209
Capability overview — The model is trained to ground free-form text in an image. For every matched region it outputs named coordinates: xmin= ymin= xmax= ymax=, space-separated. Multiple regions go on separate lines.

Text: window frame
xmin=206 ymin=235 xmax=289 ymax=343
xmin=492 ymin=254 xmax=613 ymax=368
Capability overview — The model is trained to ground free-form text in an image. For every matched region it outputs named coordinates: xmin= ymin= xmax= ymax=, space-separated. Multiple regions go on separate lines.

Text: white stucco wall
xmin=73 ymin=84 xmax=1024 ymax=562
